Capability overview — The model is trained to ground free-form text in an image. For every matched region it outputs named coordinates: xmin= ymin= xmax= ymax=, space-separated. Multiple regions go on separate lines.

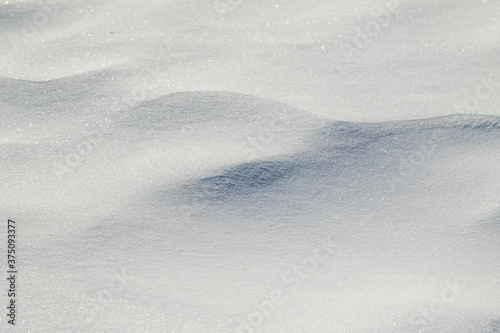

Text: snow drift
xmin=1 ymin=89 xmax=499 ymax=332
xmin=1 ymin=0 xmax=499 ymax=332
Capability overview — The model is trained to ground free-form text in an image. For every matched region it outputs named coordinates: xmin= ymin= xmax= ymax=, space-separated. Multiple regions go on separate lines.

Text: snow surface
xmin=0 ymin=0 xmax=499 ymax=332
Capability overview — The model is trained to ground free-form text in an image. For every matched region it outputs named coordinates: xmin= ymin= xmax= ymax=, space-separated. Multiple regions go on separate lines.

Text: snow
xmin=0 ymin=0 xmax=499 ymax=332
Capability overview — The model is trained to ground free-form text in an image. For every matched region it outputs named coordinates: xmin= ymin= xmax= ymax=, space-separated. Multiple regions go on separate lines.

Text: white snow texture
xmin=0 ymin=0 xmax=499 ymax=332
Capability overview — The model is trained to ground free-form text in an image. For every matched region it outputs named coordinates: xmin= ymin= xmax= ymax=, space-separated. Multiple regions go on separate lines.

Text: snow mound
xmin=2 ymin=87 xmax=500 ymax=332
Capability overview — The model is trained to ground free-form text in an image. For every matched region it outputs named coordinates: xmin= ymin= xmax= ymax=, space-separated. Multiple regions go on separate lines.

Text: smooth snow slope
xmin=1 ymin=0 xmax=499 ymax=121
xmin=0 ymin=0 xmax=499 ymax=332
xmin=2 ymin=90 xmax=500 ymax=332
